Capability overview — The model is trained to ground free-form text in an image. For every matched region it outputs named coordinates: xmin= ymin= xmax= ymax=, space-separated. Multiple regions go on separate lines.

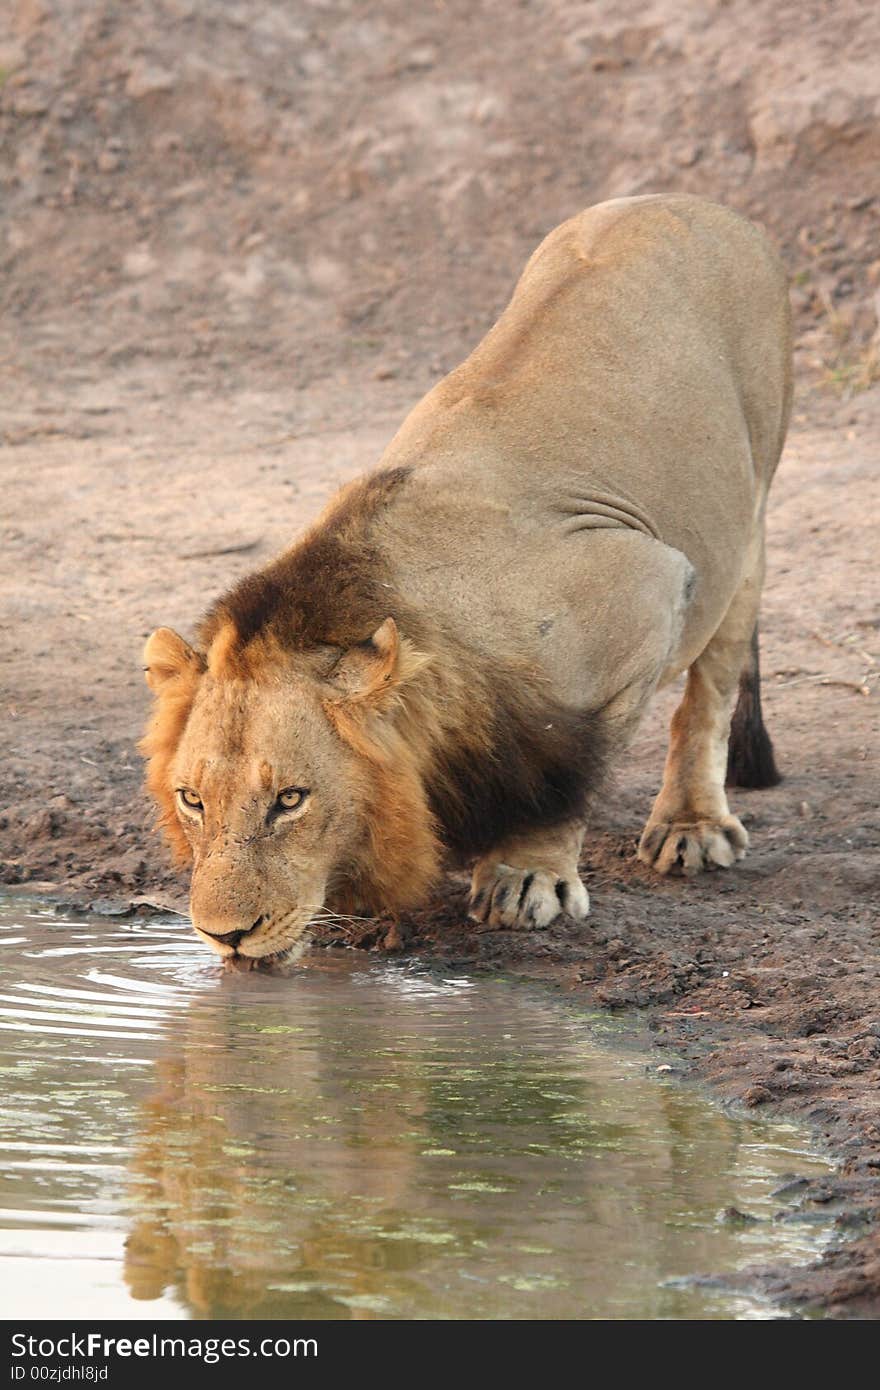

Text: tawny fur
xmin=141 ymin=630 xmax=206 ymax=864
xmin=141 ymin=194 xmax=792 ymax=958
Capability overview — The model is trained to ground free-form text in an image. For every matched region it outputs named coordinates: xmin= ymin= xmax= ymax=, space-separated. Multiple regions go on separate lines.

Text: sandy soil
xmin=1 ymin=0 xmax=879 ymax=1318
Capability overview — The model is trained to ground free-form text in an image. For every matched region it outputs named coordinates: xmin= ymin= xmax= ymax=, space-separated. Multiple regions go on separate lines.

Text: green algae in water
xmin=0 ymin=900 xmax=838 ymax=1320
xmin=447 ymin=1181 xmax=514 ymax=1194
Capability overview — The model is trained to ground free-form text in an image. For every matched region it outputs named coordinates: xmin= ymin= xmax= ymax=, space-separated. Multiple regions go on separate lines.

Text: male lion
xmin=142 ymin=194 xmax=790 ymax=964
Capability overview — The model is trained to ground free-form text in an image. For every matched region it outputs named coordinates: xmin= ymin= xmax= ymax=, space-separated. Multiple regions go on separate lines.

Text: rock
xmin=406 ymin=46 xmax=436 ymax=71
xmin=24 ymin=808 xmax=64 ymax=839
xmin=125 ymin=63 xmax=176 ymax=100
xmin=10 ymin=85 xmax=50 ymax=117
xmin=674 ymin=142 xmax=702 ymax=168
xmin=771 ymin=1176 xmax=810 ymax=1199
xmin=88 ymin=896 xmax=134 ymax=917
xmin=743 ymin=1084 xmax=773 ymax=1107
xmin=719 ymin=1206 xmax=761 ymax=1227
xmin=123 ymin=247 xmax=157 ymax=279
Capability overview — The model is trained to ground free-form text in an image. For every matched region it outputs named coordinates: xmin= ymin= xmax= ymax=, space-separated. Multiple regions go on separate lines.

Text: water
xmin=0 ymin=898 xmax=835 ymax=1320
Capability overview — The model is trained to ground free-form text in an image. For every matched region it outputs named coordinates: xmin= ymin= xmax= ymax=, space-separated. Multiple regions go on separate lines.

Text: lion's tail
xmin=725 ymin=623 xmax=782 ymax=789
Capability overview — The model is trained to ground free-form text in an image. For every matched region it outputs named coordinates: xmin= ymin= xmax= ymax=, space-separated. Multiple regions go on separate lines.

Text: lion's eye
xmin=276 ymin=787 xmax=309 ymax=812
xmin=177 ymin=788 xmax=203 ymax=812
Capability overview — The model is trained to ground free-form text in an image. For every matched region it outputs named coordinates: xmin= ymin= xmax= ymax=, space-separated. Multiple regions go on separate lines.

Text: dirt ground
xmin=1 ymin=0 xmax=879 ymax=1318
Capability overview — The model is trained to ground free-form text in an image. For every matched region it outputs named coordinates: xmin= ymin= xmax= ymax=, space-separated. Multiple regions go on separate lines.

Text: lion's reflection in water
xmin=120 ymin=959 xmax=812 ymax=1320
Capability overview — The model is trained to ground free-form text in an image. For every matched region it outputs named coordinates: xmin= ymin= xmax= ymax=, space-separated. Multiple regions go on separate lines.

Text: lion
xmin=142 ymin=194 xmax=791 ymax=964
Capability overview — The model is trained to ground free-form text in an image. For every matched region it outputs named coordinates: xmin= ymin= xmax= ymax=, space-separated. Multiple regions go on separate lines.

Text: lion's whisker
xmin=301 ymin=904 xmax=375 ymax=925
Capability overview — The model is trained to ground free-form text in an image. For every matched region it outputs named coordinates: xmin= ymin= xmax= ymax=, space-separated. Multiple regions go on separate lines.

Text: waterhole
xmin=0 ymin=899 xmax=834 ymax=1320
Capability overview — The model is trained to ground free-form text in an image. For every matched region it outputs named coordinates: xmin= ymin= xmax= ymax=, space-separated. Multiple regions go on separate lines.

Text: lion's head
xmin=141 ymin=616 xmax=439 ymax=963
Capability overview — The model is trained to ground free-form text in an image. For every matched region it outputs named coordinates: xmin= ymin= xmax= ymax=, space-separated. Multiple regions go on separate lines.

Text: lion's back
xmin=382 ymin=195 xmax=790 ymax=539
xmin=475 ymin=194 xmax=788 ymax=471
xmin=376 ymin=196 xmax=791 ymax=674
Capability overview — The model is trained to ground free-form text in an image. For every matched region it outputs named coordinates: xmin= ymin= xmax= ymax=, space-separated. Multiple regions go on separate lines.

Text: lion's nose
xmin=208 ymin=927 xmax=247 ymax=947
xmin=201 ymin=916 xmax=265 ymax=948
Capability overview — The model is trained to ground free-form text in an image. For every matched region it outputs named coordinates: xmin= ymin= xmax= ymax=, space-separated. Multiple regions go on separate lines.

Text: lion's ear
xmin=143 ymin=627 xmax=204 ymax=693
xmin=326 ymin=618 xmax=426 ymax=709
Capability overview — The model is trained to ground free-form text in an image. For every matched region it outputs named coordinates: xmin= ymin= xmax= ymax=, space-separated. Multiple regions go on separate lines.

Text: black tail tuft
xmin=726 ymin=624 xmax=782 ymax=789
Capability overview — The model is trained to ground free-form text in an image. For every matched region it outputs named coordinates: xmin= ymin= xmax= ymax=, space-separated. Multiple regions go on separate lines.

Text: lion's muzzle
xmin=199 ymin=915 xmax=266 ymax=952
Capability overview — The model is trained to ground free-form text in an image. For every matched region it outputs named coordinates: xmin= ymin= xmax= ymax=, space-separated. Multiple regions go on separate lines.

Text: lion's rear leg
xmin=469 ymin=820 xmax=589 ymax=930
xmin=638 ymin=557 xmax=777 ymax=877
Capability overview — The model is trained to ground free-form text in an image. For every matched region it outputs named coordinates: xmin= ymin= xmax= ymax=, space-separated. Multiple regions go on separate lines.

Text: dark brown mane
xmin=198 ymin=466 xmax=414 ymax=654
xmin=425 ymin=675 xmax=608 ymax=861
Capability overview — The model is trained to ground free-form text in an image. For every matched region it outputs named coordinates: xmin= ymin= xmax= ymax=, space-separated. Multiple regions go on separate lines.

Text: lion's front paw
xmin=637 ymin=815 xmax=748 ymax=876
xmin=468 ymin=863 xmax=590 ymax=930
